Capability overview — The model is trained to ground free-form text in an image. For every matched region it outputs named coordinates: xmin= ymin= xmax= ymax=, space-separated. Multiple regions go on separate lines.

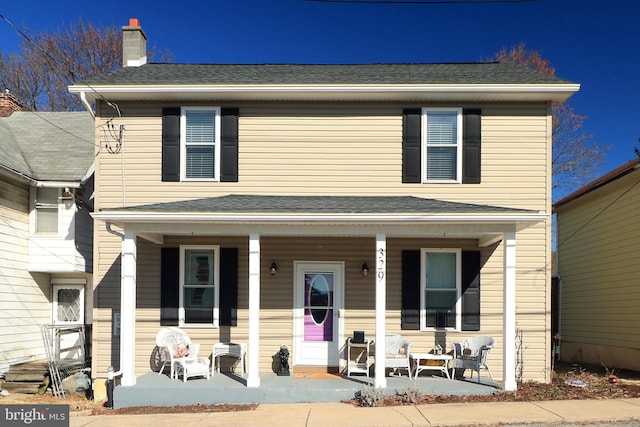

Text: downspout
xmin=79 ymin=91 xmax=95 ymax=119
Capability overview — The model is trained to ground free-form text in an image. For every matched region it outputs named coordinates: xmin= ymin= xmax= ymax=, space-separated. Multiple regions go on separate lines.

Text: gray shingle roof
xmin=76 ymin=62 xmax=573 ymax=86
xmin=0 ymin=112 xmax=94 ymax=182
xmin=105 ymin=195 xmax=533 ymax=214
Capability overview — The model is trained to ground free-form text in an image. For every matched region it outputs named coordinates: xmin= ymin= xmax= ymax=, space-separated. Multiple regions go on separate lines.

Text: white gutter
xmin=69 ymin=83 xmax=580 ymax=103
xmin=92 ymin=211 xmax=548 ymax=224
xmin=35 ymin=181 xmax=82 ymax=188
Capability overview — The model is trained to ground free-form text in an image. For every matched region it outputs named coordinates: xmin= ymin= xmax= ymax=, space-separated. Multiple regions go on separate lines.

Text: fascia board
xmin=70 ymin=83 xmax=580 ymax=103
xmin=92 ymin=211 xmax=547 ymax=224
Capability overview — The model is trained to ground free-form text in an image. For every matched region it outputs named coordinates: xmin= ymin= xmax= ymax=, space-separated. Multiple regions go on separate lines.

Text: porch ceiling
xmin=93 ymin=195 xmax=546 ymax=246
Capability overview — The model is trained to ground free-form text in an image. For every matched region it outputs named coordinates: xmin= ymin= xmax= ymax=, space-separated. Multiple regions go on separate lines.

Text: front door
xmin=293 ymin=262 xmax=344 ymax=367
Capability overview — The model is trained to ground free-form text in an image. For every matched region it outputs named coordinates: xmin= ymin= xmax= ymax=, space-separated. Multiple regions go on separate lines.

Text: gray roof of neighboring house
xmin=103 ymin=194 xmax=534 ymax=214
xmin=0 ymin=111 xmax=94 ymax=182
xmin=76 ymin=62 xmax=574 ymax=86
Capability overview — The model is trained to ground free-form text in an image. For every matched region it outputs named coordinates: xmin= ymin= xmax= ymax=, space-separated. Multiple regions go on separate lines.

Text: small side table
xmin=411 ymin=353 xmax=453 ymax=379
xmin=346 ymin=338 xmax=371 ymax=377
xmin=212 ymin=342 xmax=247 ymax=376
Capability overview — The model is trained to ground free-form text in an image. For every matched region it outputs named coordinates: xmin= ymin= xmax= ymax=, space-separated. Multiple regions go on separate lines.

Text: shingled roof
xmin=0 ymin=112 xmax=94 ymax=182
xmin=76 ymin=62 xmax=572 ymax=86
xmin=102 ymin=194 xmax=534 ymax=215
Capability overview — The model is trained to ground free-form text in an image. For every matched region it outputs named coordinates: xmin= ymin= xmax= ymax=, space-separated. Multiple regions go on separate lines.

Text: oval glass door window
xmin=309 ymin=274 xmax=329 ymax=325
xmin=304 ymin=272 xmax=334 ymax=341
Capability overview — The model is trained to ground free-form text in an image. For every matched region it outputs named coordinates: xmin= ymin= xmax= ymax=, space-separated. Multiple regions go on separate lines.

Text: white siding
xmin=29 ymin=194 xmax=91 ymax=273
xmin=0 ymin=176 xmax=50 ymax=372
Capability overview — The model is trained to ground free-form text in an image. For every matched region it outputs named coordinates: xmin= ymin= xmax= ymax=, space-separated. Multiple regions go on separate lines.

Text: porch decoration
xmin=277 ymin=345 xmax=290 ymax=376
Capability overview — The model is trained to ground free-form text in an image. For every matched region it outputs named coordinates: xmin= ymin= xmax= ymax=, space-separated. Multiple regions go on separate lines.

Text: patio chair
xmin=385 ymin=334 xmax=412 ymax=378
xmin=155 ymin=327 xmax=210 ymax=381
xmin=451 ymin=336 xmax=495 ymax=382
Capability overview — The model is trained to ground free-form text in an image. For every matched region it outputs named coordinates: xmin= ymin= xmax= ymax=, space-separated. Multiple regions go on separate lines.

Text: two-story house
xmin=0 ymin=92 xmax=94 ymax=379
xmin=69 ymin=20 xmax=579 ymax=402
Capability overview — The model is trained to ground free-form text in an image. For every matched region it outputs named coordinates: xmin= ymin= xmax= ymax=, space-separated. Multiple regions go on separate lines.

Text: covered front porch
xmin=94 ymin=195 xmax=546 ymax=400
xmin=113 ymin=370 xmax=499 ymax=409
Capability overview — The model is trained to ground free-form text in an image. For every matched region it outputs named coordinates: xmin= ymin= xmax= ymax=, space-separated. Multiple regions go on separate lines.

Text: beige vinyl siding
xmin=94 ymin=103 xmax=550 ymax=212
xmin=0 ymin=176 xmax=50 ymax=373
xmin=91 ymin=100 xmax=552 ymax=385
xmin=557 ymin=170 xmax=640 ymax=367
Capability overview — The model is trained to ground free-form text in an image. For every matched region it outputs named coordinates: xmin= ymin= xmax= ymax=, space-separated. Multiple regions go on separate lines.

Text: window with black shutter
xmin=162 ymin=107 xmax=239 ymax=182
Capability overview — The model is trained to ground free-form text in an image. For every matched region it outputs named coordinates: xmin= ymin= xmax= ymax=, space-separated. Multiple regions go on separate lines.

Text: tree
xmin=494 ymin=43 xmax=608 ymax=195
xmin=0 ymin=19 xmax=171 ymax=111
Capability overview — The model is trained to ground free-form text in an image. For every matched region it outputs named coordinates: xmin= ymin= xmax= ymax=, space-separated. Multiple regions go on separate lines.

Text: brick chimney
xmin=122 ymin=18 xmax=147 ymax=67
xmin=0 ymin=91 xmax=23 ymax=117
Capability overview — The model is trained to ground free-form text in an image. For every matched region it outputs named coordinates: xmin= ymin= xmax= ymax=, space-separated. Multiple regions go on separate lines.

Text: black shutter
xmin=462 ymin=109 xmax=481 ymax=184
xmin=220 ymin=108 xmax=239 ymax=182
xmin=160 ymin=247 xmax=179 ymax=326
xmin=162 ymin=108 xmax=181 ymax=182
xmin=461 ymin=250 xmax=481 ymax=331
xmin=402 ymin=109 xmax=421 ymax=183
xmin=401 ymin=250 xmax=421 ymax=330
xmin=219 ymin=247 xmax=238 ymax=326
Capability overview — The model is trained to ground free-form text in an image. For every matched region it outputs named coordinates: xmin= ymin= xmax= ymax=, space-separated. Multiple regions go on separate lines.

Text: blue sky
xmin=1 ymin=0 xmax=638 ymax=189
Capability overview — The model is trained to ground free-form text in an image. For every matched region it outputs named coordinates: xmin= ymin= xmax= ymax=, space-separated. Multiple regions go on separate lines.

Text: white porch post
xmin=374 ymin=233 xmax=387 ymax=388
xmin=503 ymin=231 xmax=517 ymax=391
xmin=247 ymin=233 xmax=261 ymax=387
xmin=120 ymin=229 xmax=137 ymax=386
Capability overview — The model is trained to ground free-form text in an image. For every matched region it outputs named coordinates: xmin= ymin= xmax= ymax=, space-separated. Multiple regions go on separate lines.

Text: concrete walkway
xmin=70 ymin=398 xmax=640 ymax=426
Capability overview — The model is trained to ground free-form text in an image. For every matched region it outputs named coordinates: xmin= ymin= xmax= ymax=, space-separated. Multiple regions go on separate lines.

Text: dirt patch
xmin=2 ymin=362 xmax=639 ymax=415
xmin=345 ymin=362 xmax=640 ymax=407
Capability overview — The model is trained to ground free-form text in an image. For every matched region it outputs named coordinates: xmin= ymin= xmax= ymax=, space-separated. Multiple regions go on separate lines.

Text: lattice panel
xmin=57 ymin=289 xmax=80 ymax=322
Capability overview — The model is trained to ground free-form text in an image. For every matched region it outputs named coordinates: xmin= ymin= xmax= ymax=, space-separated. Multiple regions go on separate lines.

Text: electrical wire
xmin=305 ymin=0 xmax=541 ymax=4
xmin=556 ymin=174 xmax=640 ymax=249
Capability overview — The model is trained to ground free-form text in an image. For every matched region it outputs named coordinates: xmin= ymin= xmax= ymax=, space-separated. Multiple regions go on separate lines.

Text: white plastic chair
xmin=155 ymin=327 xmax=210 ymax=381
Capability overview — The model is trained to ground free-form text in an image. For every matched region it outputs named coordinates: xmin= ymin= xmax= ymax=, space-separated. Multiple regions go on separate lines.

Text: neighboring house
xmin=554 ymin=158 xmax=640 ymax=372
xmin=0 ymin=92 xmax=94 ymax=375
xmin=69 ymin=20 xmax=579 ymax=400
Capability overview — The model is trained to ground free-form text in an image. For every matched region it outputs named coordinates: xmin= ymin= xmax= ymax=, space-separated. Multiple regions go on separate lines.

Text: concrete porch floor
xmin=113 ymin=371 xmax=499 ymax=409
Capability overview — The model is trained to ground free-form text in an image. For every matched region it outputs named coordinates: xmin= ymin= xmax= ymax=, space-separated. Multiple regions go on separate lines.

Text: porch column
xmin=503 ymin=231 xmax=517 ymax=391
xmin=120 ymin=229 xmax=137 ymax=386
xmin=374 ymin=233 xmax=387 ymax=388
xmin=247 ymin=232 xmax=261 ymax=387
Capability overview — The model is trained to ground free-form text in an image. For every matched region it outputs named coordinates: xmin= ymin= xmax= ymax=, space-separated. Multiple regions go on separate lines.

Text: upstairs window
xmin=34 ymin=187 xmax=59 ymax=233
xmin=181 ymin=107 xmax=221 ymax=181
xmin=422 ymin=108 xmax=462 ymax=182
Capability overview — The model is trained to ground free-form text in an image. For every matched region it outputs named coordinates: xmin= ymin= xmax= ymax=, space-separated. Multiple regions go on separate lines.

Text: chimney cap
xmin=129 ymin=18 xmax=140 ymax=27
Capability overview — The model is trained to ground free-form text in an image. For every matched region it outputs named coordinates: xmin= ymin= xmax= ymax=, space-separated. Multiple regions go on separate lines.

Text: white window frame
xmin=420 ymin=248 xmax=462 ymax=331
xmin=421 ymin=107 xmax=463 ymax=183
xmin=179 ymin=245 xmax=220 ymax=328
xmin=31 ymin=186 xmax=61 ymax=235
xmin=180 ymin=107 xmax=221 ymax=182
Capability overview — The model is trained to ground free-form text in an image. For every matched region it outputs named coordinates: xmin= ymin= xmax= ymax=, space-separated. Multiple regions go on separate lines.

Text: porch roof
xmin=93 ymin=195 xmax=545 ymax=244
xmin=101 ymin=195 xmax=532 ymax=214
